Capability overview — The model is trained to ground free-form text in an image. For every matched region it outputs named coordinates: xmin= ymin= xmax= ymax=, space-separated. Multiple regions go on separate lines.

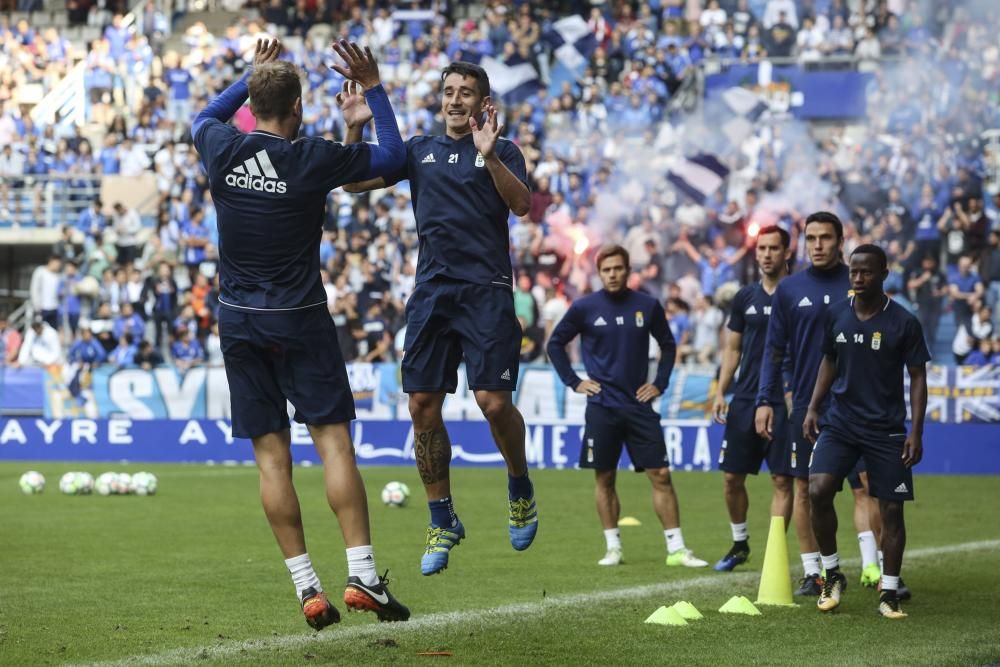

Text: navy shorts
xmin=846 ymin=460 xmax=867 ymax=490
xmin=219 ymin=306 xmax=355 ymax=439
xmin=809 ymin=423 xmax=914 ymax=501
xmin=580 ymin=403 xmax=669 ymax=472
xmin=402 ymin=279 xmax=520 ymax=393
xmin=719 ymin=397 xmax=788 ymax=475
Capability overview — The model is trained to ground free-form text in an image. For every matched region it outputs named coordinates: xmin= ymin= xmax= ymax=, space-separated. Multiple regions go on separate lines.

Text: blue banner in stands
xmin=23 ymin=363 xmax=1000 ymax=425
xmin=704 ymin=65 xmax=874 ymax=119
xmin=0 ymin=418 xmax=996 ymax=475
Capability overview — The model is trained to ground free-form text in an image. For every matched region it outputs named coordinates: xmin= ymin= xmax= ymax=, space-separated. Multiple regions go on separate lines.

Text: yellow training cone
xmin=670 ymin=601 xmax=704 ymax=620
xmin=719 ymin=596 xmax=762 ymax=615
xmin=755 ymin=516 xmax=796 ymax=606
xmin=618 ymin=516 xmax=642 ymax=527
xmin=644 ymin=606 xmax=689 ymax=626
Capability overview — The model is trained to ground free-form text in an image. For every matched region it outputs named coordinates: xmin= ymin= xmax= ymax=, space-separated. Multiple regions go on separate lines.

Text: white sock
xmin=285 ymin=552 xmax=322 ymax=599
xmin=345 ymin=545 xmax=379 ymax=586
xmin=665 ymin=528 xmax=686 ymax=554
xmin=858 ymin=531 xmax=878 ymax=568
xmin=881 ymin=574 xmax=899 ymax=591
xmin=821 ymin=552 xmax=840 ymax=572
xmin=878 ymin=549 xmax=884 ymax=573
xmin=731 ymin=522 xmax=749 ymax=543
xmin=801 ymin=552 xmax=822 ymax=576
xmin=604 ymin=528 xmax=622 ymax=550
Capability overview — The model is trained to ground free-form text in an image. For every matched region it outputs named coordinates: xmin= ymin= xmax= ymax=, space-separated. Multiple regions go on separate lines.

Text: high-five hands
xmin=329 ymin=40 xmax=381 ymax=91
xmin=335 ymin=80 xmax=373 ymax=128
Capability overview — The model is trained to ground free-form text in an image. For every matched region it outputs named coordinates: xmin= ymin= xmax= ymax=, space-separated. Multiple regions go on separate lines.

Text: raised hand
xmin=335 ymin=80 xmax=372 ymax=128
xmin=253 ymin=37 xmax=282 ymax=67
xmin=469 ymin=103 xmax=502 ymax=159
xmin=329 ymin=40 xmax=381 ymax=91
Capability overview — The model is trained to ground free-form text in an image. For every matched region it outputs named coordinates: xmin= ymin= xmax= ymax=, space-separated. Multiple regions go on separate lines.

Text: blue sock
xmin=508 ymin=473 xmax=533 ymax=500
xmin=428 ymin=496 xmax=457 ymax=528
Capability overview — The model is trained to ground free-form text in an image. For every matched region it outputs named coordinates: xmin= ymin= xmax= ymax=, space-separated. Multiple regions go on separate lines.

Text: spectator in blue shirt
xmin=949 ymin=255 xmax=984 ymax=332
xmin=59 ymin=261 xmax=83 ymax=335
xmin=113 ymin=302 xmax=145 ymax=341
xmin=68 ymin=326 xmax=107 ymax=366
xmin=181 ymin=215 xmax=210 ymax=278
xmin=666 ymin=297 xmax=691 ymax=362
xmin=109 ymin=333 xmax=138 ymax=367
xmin=171 ymin=327 xmax=204 ymax=371
xmin=963 ymin=338 xmax=994 ymax=367
xmin=103 ymin=14 xmax=130 ymax=60
xmin=165 ymin=63 xmax=195 ymax=125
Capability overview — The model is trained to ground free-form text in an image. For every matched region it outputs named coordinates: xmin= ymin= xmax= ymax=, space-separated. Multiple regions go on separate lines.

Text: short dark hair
xmin=804 ymin=211 xmax=843 ymax=240
xmin=249 ymin=61 xmax=303 ymax=121
xmin=441 ymin=61 xmax=491 ymax=99
xmin=756 ymin=224 xmax=790 ymax=248
xmin=596 ymin=244 xmax=630 ymax=270
xmin=850 ymin=243 xmax=888 ymax=271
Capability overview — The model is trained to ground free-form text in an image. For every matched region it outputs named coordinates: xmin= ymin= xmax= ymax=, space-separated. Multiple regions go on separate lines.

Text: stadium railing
xmin=0 ymin=174 xmax=159 ymax=229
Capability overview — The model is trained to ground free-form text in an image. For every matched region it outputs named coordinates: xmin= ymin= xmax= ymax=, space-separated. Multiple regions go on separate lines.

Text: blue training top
xmin=822 ymin=297 xmax=930 ymax=431
xmin=547 ymin=288 xmax=676 ymax=409
xmin=192 ymin=72 xmax=404 ymax=312
xmin=384 ymin=133 xmax=528 ymax=288
xmin=757 ymin=264 xmax=851 ymax=411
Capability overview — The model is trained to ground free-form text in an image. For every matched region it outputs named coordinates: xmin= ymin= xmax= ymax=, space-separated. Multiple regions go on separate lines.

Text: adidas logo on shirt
xmin=421 ymin=153 xmax=436 ymax=163
xmin=836 ymin=332 xmax=847 ymax=343
xmin=745 ymin=305 xmax=757 ymax=315
xmin=226 ymin=149 xmax=287 ymax=193
xmin=594 ymin=316 xmax=607 ymax=326
xmin=798 ymin=296 xmax=813 ymax=307
xmin=894 ymin=482 xmax=908 ymax=493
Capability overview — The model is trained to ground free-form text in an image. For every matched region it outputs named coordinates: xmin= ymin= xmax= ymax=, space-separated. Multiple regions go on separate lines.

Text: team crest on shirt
xmin=635 ymin=311 xmax=644 ymax=327
xmin=871 ymin=332 xmax=882 ymax=350
xmin=475 ymin=152 xmax=485 ymax=168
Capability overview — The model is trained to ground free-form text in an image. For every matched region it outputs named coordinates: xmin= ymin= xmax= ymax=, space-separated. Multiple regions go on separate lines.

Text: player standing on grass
xmin=546 ymin=246 xmax=708 ymax=568
xmin=192 ymin=38 xmax=410 ymax=628
xmin=711 ymin=226 xmax=794 ymax=571
xmin=754 ymin=212 xmax=891 ymax=596
xmin=341 ymin=62 xmax=537 ymax=575
xmin=754 ymin=212 xmax=851 ymax=595
xmin=804 ymin=245 xmax=929 ymax=618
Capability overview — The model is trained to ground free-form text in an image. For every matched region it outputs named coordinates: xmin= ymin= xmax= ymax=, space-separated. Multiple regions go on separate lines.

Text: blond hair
xmin=248 ymin=61 xmax=302 ymax=121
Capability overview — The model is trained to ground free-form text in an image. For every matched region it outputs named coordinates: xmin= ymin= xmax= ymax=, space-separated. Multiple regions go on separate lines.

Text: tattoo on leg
xmin=415 ymin=428 xmax=452 ymax=485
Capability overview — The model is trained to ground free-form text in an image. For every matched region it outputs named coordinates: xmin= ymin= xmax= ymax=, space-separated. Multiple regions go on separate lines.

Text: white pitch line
xmin=74 ymin=538 xmax=1000 ymax=667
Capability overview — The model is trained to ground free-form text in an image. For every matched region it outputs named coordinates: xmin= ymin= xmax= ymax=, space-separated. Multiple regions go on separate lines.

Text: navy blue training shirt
xmin=192 ymin=76 xmax=403 ymax=312
xmin=384 ymin=133 xmax=528 ymax=287
xmin=821 ymin=297 xmax=930 ymax=430
xmin=757 ymin=264 xmax=851 ymax=411
xmin=727 ymin=282 xmax=781 ymax=401
xmin=546 ymin=288 xmax=677 ymax=409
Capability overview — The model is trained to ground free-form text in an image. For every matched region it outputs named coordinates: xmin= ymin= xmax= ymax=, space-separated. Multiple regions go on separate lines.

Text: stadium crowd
xmin=2 ymin=0 xmax=1000 ymax=373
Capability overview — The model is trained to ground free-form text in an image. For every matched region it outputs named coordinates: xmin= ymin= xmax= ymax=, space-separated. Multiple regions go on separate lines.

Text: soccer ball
xmin=131 ymin=471 xmax=158 ymax=496
xmin=60 ymin=472 xmax=83 ymax=495
xmin=381 ymin=481 xmax=410 ymax=507
xmin=19 ymin=471 xmax=45 ymax=494
xmin=95 ymin=472 xmax=116 ymax=496
xmin=77 ymin=472 xmax=94 ymax=495
xmin=113 ymin=473 xmax=133 ymax=495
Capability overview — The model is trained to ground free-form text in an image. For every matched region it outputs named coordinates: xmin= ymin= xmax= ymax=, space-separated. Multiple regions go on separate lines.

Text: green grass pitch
xmin=1 ymin=463 xmax=999 ymax=666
